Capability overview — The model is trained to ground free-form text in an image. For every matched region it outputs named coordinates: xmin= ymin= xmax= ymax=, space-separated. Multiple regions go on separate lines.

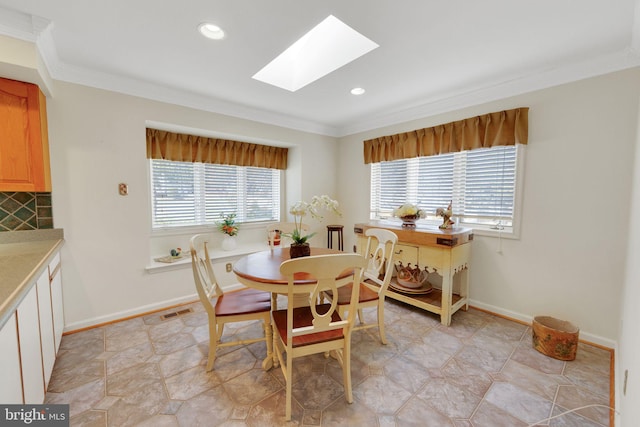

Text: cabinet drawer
xmin=418 ymin=245 xmax=446 ymax=270
xmin=393 ymin=244 xmax=419 ymax=266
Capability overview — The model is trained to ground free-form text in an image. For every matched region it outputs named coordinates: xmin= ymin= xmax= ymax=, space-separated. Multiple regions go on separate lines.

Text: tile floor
xmin=45 ymin=299 xmax=613 ymax=426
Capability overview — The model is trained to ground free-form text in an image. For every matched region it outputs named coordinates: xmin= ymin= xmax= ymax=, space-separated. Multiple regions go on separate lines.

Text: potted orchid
xmin=284 ymin=195 xmax=341 ymax=258
xmin=393 ymin=203 xmax=426 ymax=228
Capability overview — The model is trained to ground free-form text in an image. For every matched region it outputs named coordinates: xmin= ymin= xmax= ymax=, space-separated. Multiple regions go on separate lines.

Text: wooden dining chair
xmin=322 ymin=228 xmax=398 ymax=344
xmin=189 ymin=234 xmax=273 ymax=371
xmin=273 ymin=253 xmax=366 ymax=421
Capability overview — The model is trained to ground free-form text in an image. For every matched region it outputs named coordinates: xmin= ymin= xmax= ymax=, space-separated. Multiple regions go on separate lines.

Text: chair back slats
xmin=189 ymin=233 xmax=273 ymax=372
xmin=363 ymin=228 xmax=398 ymax=292
xmin=190 ymin=235 xmax=223 ymax=316
xmin=280 ymin=253 xmax=365 ymax=346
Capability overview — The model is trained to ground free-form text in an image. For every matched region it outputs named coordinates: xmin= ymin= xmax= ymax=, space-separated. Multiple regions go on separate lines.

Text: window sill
xmin=145 ymin=242 xmax=269 ymax=274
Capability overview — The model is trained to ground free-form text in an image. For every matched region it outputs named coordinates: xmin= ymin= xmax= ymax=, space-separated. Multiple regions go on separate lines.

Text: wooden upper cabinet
xmin=0 ymin=77 xmax=51 ymax=192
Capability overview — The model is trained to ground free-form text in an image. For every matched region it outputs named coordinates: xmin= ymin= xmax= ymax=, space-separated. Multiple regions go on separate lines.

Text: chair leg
xmin=377 ymin=300 xmax=387 ymax=345
xmin=343 ymin=341 xmax=353 ymax=403
xmin=357 ymin=308 xmax=364 ymax=324
xmin=206 ymin=318 xmax=219 ymax=371
xmin=285 ymin=352 xmax=293 ymax=420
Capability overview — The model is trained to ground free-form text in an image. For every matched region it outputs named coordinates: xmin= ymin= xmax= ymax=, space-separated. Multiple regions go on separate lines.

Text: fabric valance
xmin=363 ymin=107 xmax=528 ymax=164
xmin=146 ymin=128 xmax=288 ymax=170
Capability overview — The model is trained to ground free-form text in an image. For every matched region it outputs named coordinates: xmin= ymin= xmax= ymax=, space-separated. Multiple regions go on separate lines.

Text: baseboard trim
xmin=469 ymin=299 xmax=616 ymax=349
xmin=63 ymin=282 xmax=248 ymax=334
xmin=63 ymin=294 xmax=198 ymax=334
xmin=63 ymin=292 xmax=616 ymax=350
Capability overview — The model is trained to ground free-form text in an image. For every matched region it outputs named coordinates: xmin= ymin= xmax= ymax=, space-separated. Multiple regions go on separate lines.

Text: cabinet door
xmin=37 ymin=269 xmax=56 ymax=388
xmin=0 ymin=312 xmax=23 ymax=404
xmin=0 ymin=77 xmax=51 ymax=192
xmin=49 ymin=253 xmax=64 ymax=352
xmin=17 ymin=285 xmax=45 ymax=403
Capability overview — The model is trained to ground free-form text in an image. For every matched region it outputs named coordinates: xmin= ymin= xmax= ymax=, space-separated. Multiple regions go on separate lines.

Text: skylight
xmin=252 ymin=15 xmax=379 ymax=92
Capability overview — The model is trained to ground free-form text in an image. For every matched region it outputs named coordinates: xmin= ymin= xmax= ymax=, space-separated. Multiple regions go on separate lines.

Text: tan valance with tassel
xmin=146 ymin=128 xmax=288 ymax=170
xmin=363 ymin=107 xmax=529 ymax=164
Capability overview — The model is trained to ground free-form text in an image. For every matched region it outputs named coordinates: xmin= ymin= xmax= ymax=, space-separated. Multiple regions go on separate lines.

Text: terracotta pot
xmin=289 ymin=243 xmax=311 ymax=258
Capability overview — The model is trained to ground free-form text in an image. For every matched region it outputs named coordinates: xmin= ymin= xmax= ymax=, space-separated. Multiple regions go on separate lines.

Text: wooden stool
xmin=327 ymin=225 xmax=344 ymax=251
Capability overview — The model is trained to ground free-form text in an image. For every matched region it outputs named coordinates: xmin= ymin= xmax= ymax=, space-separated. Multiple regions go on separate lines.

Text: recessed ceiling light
xmin=351 ymin=87 xmax=365 ymax=95
xmin=252 ymin=15 xmax=379 ymax=92
xmin=198 ymin=23 xmax=225 ymax=40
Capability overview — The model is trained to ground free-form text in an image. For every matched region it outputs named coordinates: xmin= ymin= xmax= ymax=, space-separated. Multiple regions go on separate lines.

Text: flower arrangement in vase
xmin=217 ymin=213 xmax=239 ymax=250
xmin=393 ymin=203 xmax=426 ymax=228
xmin=284 ymin=195 xmax=341 ymax=258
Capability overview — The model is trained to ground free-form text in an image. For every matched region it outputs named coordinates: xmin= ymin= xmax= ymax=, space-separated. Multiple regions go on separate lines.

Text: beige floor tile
xmin=353 ymin=375 xmax=413 ymax=415
xmin=45 ymin=300 xmax=611 ymax=426
xmin=223 ymin=368 xmax=283 ymax=405
xmin=484 ymin=382 xmax=553 ymax=425
xmin=164 ymin=365 xmax=220 ymax=400
xmin=69 ymin=409 xmax=107 ymax=427
xmin=555 ymin=384 xmax=611 ymax=425
xmin=418 ymin=377 xmax=483 ymax=418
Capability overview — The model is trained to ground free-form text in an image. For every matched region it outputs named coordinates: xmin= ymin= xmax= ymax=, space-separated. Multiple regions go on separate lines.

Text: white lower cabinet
xmin=49 ymin=253 xmax=64 ymax=352
xmin=2 ymin=248 xmax=64 ymax=404
xmin=17 ymin=285 xmax=46 ymax=403
xmin=37 ymin=267 xmax=56 ymax=389
xmin=0 ymin=312 xmax=24 ymax=404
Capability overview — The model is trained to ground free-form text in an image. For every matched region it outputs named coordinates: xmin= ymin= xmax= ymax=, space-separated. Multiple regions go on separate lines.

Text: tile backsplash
xmin=0 ymin=192 xmax=53 ymax=231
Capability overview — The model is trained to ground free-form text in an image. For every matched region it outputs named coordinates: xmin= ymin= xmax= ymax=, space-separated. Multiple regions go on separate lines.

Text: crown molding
xmin=337 ymin=48 xmax=640 ymax=137
xmin=0 ymin=6 xmax=38 ymax=41
xmin=2 ymin=5 xmax=639 ymax=139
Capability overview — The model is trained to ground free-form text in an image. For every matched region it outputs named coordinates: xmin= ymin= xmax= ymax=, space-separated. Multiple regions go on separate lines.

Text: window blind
xmin=151 ymin=159 xmax=280 ymax=229
xmin=371 ymin=145 xmax=518 ymax=229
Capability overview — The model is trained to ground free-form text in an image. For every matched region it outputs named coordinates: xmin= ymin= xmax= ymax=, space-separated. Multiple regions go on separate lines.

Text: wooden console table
xmin=354 ymin=222 xmax=472 ymax=326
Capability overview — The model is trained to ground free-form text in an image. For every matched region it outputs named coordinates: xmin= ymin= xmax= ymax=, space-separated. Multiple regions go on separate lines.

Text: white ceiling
xmin=0 ymin=0 xmax=639 ymax=137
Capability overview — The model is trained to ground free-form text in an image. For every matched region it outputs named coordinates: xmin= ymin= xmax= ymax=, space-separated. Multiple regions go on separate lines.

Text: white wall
xmin=617 ymin=85 xmax=640 ymax=427
xmin=46 ymin=81 xmax=339 ymax=330
xmin=337 ymin=68 xmax=640 ymax=346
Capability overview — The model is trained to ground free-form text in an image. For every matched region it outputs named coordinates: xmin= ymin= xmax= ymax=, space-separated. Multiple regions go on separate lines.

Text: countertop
xmin=0 ymin=229 xmax=64 ymax=329
xmin=354 ymin=221 xmax=473 ymax=248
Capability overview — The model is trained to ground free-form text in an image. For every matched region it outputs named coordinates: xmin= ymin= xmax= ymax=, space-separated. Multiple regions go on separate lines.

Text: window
xmin=370 ymin=145 xmax=522 ymax=234
xmin=150 ymin=159 xmax=281 ymax=229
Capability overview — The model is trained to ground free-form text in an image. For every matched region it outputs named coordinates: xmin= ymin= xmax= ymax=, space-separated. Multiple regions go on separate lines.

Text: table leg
xmin=262 ymin=318 xmax=274 ymax=370
xmin=272 ymin=323 xmax=279 ymax=368
xmin=441 ymin=272 xmax=453 ymax=326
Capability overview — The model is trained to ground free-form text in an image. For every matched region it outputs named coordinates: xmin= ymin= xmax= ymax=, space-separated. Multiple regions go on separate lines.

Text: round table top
xmin=233 ymin=247 xmax=347 ymax=286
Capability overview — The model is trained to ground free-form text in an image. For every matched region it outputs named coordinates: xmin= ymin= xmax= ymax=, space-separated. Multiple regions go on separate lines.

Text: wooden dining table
xmin=232 ymin=246 xmax=350 ymax=303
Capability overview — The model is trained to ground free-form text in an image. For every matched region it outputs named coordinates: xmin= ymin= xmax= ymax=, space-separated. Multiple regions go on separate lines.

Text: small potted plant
xmin=217 ymin=213 xmax=239 ymax=251
xmin=284 ymin=195 xmax=341 ymax=258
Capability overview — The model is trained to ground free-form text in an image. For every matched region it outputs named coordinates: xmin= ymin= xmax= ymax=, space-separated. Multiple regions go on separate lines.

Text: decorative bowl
xmin=399 ymin=215 xmax=419 ymax=228
xmin=395 ymin=263 xmax=428 ymax=288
